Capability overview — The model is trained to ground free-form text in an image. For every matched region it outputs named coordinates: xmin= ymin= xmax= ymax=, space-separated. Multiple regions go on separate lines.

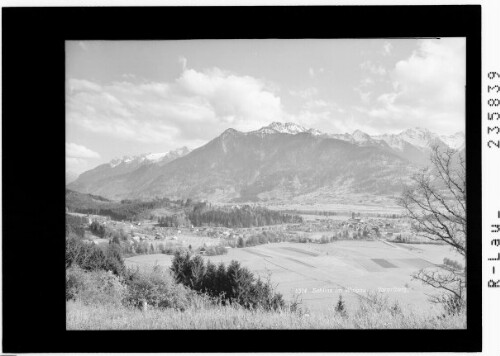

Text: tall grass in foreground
xmin=67 ymin=299 xmax=465 ymax=330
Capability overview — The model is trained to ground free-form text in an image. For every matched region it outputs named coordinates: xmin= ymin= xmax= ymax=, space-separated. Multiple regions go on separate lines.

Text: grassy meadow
xmin=67 ymin=298 xmax=465 ymax=330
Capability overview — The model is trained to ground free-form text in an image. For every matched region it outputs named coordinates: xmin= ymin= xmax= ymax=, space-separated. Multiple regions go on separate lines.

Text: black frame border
xmin=2 ymin=5 xmax=481 ymax=353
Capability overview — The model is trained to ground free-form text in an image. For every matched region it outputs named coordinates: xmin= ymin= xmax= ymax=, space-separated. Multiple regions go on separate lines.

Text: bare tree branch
xmin=398 ymin=146 xmax=467 ymax=313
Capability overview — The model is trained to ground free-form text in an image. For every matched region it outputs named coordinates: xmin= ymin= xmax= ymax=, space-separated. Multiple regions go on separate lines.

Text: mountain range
xmin=67 ymin=122 xmax=465 ymax=202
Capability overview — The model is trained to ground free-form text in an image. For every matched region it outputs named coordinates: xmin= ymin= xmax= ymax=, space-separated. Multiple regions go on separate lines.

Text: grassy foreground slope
xmin=67 ymin=299 xmax=465 ymax=330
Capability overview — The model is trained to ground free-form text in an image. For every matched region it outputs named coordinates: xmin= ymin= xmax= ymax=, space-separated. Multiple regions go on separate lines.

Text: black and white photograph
xmin=65 ymin=38 xmax=468 ymax=330
xmin=2 ymin=3 xmax=491 ymax=353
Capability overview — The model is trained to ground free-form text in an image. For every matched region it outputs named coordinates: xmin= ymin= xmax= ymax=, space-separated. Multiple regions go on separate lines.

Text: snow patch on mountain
xmin=329 ymin=133 xmax=353 ymax=142
xmin=267 ymin=122 xmax=308 ymax=134
xmin=254 ymin=122 xmax=323 ymax=136
xmin=439 ymin=132 xmax=465 ymax=150
xmin=145 ymin=152 xmax=169 ymax=162
xmin=396 ymin=127 xmax=437 ymax=149
xmin=351 ymin=130 xmax=371 ymax=143
xmin=372 ymin=134 xmax=408 ymax=151
xmin=249 ymin=123 xmax=464 ymax=152
xmin=109 ymin=147 xmax=190 ymax=167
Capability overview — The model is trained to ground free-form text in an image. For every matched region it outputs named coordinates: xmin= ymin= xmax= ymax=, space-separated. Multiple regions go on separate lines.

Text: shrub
xmin=237 ymin=236 xmax=245 ymax=248
xmin=66 ymin=236 xmax=126 ymax=276
xmin=390 ymin=301 xmax=402 ymax=316
xmin=319 ymin=235 xmax=334 ymax=244
xmin=134 ymin=241 xmax=148 ymax=254
xmin=90 ymin=221 xmax=107 ymax=238
xmin=335 ymin=295 xmax=347 ymax=316
xmin=435 ymin=293 xmax=466 ymax=316
xmin=124 ymin=265 xmax=193 ymax=310
xmin=109 ymin=228 xmax=129 ymax=243
xmin=159 ymin=241 xmax=186 ymax=255
xmin=204 ymin=245 xmax=228 ymax=256
xmin=105 ymin=243 xmax=126 ymax=276
xmin=117 ymin=239 xmax=136 ymax=257
xmin=170 ymin=252 xmax=286 ymax=311
xmin=170 ymin=252 xmax=205 ymax=289
xmin=66 ymin=265 xmax=126 ymax=306
xmin=357 ymin=291 xmax=391 ymax=315
xmin=443 ymin=258 xmax=463 ymax=271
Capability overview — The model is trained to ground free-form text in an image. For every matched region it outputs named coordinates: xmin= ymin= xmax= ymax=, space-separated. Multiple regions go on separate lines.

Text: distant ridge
xmin=68 ymin=123 xmax=464 ymax=202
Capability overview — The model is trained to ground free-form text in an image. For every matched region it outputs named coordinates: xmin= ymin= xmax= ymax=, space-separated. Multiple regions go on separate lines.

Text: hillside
xmin=66 ymin=189 xmax=184 ymax=221
xmin=68 ymin=147 xmax=190 ymax=197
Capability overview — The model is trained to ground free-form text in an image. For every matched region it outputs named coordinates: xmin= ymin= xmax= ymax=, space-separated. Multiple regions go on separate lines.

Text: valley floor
xmin=125 ymin=240 xmax=463 ymax=315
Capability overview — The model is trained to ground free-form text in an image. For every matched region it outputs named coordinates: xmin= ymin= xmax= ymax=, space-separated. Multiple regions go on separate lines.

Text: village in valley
xmin=69 ymin=205 xmax=421 ymax=254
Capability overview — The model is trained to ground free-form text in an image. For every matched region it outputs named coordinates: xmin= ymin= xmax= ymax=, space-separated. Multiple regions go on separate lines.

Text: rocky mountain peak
xmin=351 ymin=129 xmax=371 ymax=142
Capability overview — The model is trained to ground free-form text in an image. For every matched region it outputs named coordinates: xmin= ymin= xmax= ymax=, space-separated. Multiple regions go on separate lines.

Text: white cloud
xmin=66 ymin=143 xmax=100 ymax=174
xmin=392 ymin=39 xmax=465 ymax=107
xmin=66 ymin=157 xmax=90 ymax=174
xmin=356 ymin=89 xmax=372 ymax=104
xmin=67 ymin=66 xmax=285 ymax=145
xmin=308 ymin=67 xmax=324 ymax=78
xmin=382 ymin=41 xmax=393 ymax=56
xmin=66 ymin=142 xmax=100 ymax=159
xmin=289 ymin=87 xmax=319 ymax=100
xmin=355 ymin=38 xmax=465 ymax=134
xmin=177 ymin=68 xmax=282 ymax=125
xmin=293 ymin=98 xmax=347 ymax=133
xmin=360 ymin=77 xmax=374 ymax=87
xmin=360 ymin=61 xmax=387 ymax=76
xmin=178 ymin=56 xmax=187 ymax=71
xmin=68 ymin=78 xmax=102 ymax=93
xmin=354 ymin=76 xmax=374 ymax=104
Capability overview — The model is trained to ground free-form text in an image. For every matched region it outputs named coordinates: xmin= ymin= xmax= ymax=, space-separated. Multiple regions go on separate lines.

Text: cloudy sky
xmin=66 ymin=38 xmax=465 ymax=173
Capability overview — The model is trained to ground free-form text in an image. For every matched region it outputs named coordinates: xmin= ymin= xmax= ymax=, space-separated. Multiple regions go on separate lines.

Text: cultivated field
xmin=262 ymin=194 xmax=404 ymax=215
xmin=125 ymin=240 xmax=462 ymax=314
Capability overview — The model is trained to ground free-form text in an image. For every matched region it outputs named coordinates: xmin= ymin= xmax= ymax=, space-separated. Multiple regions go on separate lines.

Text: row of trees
xmin=65 ymin=236 xmax=125 ymax=277
xmin=158 ymin=214 xmax=184 ymax=227
xmin=187 ymin=205 xmax=303 ymax=228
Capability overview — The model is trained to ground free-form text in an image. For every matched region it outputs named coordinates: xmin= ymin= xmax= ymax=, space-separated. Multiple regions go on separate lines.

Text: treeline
xmin=66 ymin=189 xmax=190 ymax=221
xmin=187 ymin=204 xmax=303 ymax=228
xmin=279 ymin=209 xmax=339 ymax=216
xmin=280 ymin=209 xmax=402 ymax=219
xmin=229 ymin=230 xmax=347 ymax=248
xmin=157 ymin=214 xmax=191 ymax=228
xmin=233 ymin=231 xmax=285 ymax=248
xmin=70 ymin=202 xmax=158 ymax=222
